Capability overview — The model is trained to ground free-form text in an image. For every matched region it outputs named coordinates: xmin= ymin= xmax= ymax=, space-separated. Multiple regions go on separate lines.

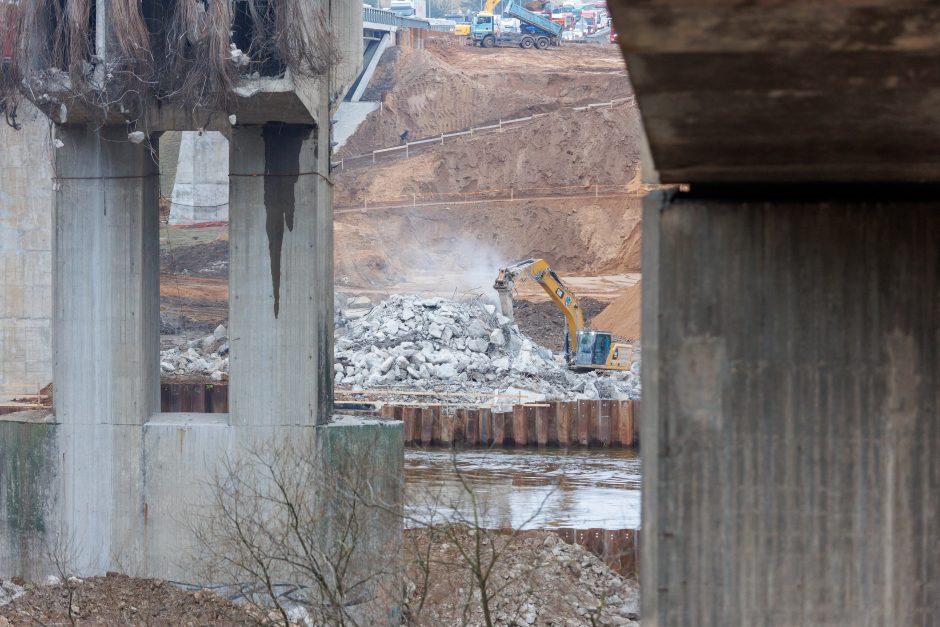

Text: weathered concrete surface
xmin=0 ymin=103 xmax=53 ymax=401
xmin=316 ymin=418 xmax=404 ymax=623
xmin=0 ymin=420 xmax=58 ymax=581
xmin=642 ymin=188 xmax=940 ymax=626
xmin=137 ymin=417 xmax=403 ymax=605
xmin=158 ymin=131 xmax=183 ymax=198
xmin=0 ymin=3 xmax=402 ymax=603
xmin=169 ymin=131 xmax=229 ymax=225
xmin=607 ymin=1 xmax=940 ymax=183
xmin=229 ymin=119 xmax=334 ymax=426
xmin=54 ymin=125 xmax=161 ymax=574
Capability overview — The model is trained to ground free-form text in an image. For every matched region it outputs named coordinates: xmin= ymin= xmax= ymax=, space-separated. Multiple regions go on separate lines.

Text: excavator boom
xmin=481 ymin=0 xmax=501 ymax=14
xmin=493 ymin=258 xmax=585 ymax=355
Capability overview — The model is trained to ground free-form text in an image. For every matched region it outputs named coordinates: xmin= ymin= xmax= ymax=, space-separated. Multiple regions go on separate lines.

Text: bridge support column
xmin=642 ymin=187 xmax=940 ymax=626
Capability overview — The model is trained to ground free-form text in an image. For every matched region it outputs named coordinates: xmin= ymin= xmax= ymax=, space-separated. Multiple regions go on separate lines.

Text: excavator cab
xmin=572 ymin=331 xmax=612 ymax=367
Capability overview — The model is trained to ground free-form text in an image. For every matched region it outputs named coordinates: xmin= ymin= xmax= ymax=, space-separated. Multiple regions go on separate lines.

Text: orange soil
xmin=590 ymin=280 xmax=642 ymax=341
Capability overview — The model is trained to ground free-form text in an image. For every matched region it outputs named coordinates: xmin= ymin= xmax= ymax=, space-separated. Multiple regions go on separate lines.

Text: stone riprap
xmin=159 ymin=295 xmax=641 ymax=403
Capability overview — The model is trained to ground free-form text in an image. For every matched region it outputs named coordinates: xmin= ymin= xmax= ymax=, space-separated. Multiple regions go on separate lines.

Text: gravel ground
xmin=0 ymin=573 xmax=259 ymax=626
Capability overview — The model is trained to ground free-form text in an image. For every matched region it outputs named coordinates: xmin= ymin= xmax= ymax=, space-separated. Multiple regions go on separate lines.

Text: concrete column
xmin=229 ymin=121 xmax=333 ymax=426
xmin=53 ymin=126 xmax=159 ymax=572
xmin=168 ymin=131 xmax=229 ymax=225
xmin=642 ymin=188 xmax=940 ymax=626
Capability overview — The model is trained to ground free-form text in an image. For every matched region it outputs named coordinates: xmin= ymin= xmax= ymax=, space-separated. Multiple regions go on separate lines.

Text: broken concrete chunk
xmin=467 ymin=338 xmax=489 ymax=353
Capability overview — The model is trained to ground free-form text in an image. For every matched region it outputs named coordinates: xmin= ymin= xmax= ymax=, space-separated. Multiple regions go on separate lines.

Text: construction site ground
xmin=159 ymin=33 xmax=643 ymax=363
xmin=0 ymin=529 xmax=637 ymax=626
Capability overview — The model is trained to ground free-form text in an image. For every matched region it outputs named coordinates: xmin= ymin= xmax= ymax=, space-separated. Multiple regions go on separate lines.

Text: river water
xmin=404 ymin=447 xmax=641 ymax=530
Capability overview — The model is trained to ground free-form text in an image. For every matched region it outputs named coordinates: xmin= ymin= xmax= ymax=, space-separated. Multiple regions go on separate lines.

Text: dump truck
xmin=471 ymin=0 xmax=562 ymax=49
xmin=494 ymin=258 xmax=634 ymax=371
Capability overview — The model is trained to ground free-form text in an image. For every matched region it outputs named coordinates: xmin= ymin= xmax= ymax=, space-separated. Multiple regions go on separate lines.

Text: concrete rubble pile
xmin=159 ymin=324 xmax=229 ymax=381
xmin=334 ymin=295 xmax=640 ymax=401
xmin=159 ymin=295 xmax=641 ymax=403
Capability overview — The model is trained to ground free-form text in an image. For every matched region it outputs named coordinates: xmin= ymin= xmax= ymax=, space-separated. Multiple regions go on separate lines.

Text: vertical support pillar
xmin=228 ymin=122 xmax=332 ymax=426
xmin=54 ymin=126 xmax=159 ymax=572
xmin=642 ymin=188 xmax=940 ymax=625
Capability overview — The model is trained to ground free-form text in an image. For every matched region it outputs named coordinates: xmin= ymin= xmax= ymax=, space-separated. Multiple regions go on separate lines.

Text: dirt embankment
xmin=333 ymin=37 xmax=644 ymax=296
xmin=158 ymin=39 xmax=644 ymax=345
xmin=343 ymin=35 xmax=633 ymax=157
xmin=334 ymin=197 xmax=642 ymax=291
xmin=592 ymin=280 xmax=642 ymax=341
xmin=335 ymin=104 xmax=643 ymax=203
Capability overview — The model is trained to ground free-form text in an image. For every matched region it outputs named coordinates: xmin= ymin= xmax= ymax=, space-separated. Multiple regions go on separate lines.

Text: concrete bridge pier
xmin=0 ymin=4 xmax=403 ymax=613
xmin=641 ymin=187 xmax=940 ymax=625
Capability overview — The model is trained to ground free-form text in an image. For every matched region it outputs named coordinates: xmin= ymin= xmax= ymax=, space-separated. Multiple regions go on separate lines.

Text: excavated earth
xmin=343 ymin=36 xmax=634 ymax=156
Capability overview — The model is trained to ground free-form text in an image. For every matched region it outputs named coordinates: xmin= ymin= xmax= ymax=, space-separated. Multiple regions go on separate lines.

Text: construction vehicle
xmin=581 ymin=9 xmax=598 ymax=34
xmin=471 ymin=0 xmax=562 ymax=49
xmin=493 ymin=259 xmax=634 ymax=372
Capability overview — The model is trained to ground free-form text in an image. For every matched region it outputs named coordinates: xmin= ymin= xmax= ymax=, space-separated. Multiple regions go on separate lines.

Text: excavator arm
xmin=494 ymin=258 xmax=585 ymax=356
xmin=482 ymin=0 xmax=501 ymax=13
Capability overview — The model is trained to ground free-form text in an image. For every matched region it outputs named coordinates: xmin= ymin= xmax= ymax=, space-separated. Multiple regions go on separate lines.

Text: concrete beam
xmin=608 ymin=1 xmax=940 ymax=183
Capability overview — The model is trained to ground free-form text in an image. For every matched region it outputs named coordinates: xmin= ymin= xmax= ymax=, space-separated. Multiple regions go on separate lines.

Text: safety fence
xmin=384 ymin=398 xmax=640 ymax=448
xmin=335 ymin=181 xmax=637 ymax=213
xmin=331 ymin=96 xmax=634 ymax=173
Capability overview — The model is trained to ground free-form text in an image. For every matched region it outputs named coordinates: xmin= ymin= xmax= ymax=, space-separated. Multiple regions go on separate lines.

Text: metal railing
xmin=335 ymin=182 xmax=641 ymax=213
xmin=363 ymin=6 xmax=430 ymax=30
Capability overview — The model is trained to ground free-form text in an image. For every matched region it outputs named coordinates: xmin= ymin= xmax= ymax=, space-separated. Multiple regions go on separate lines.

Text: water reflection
xmin=404 ymin=447 xmax=641 ymax=530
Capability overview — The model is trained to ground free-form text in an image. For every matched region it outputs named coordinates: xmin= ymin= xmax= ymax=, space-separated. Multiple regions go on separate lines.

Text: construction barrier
xmin=383 ymin=399 xmax=639 ymax=448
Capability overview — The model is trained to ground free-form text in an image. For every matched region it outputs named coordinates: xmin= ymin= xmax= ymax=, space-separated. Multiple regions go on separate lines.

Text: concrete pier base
xmin=641 ymin=188 xmax=940 ymax=626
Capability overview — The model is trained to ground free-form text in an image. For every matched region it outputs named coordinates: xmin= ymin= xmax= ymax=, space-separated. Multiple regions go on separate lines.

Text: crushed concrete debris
xmin=334 ymin=295 xmax=640 ymax=404
xmin=0 ymin=580 xmax=25 ymax=607
xmin=160 ymin=296 xmax=641 ymax=404
xmin=405 ymin=527 xmax=640 ymax=627
xmin=160 ymin=325 xmax=229 ymax=381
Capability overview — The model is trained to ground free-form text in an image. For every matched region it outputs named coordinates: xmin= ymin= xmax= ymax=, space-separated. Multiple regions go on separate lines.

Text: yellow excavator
xmin=493 ymin=258 xmax=634 ymax=372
